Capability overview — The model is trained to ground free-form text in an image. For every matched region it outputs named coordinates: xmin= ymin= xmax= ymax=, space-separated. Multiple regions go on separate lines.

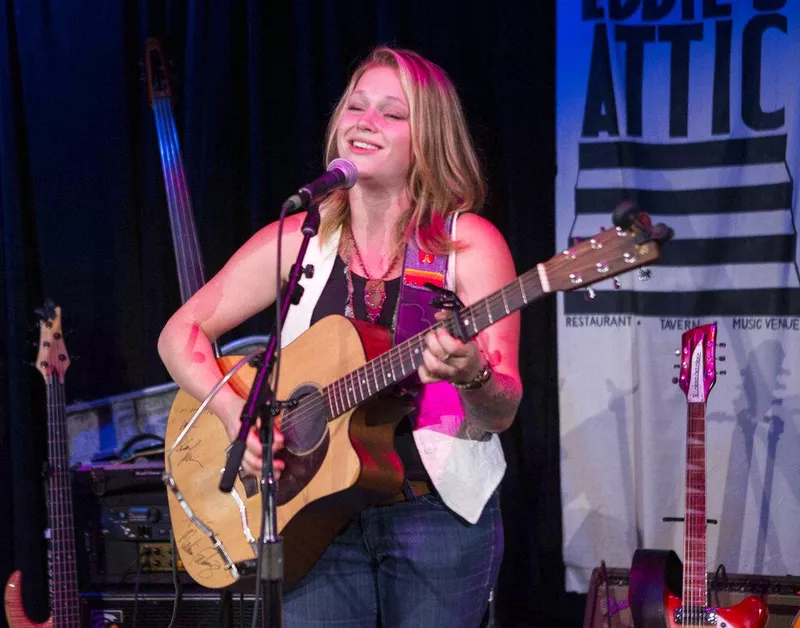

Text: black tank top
xmin=310 ymin=255 xmax=428 ymax=481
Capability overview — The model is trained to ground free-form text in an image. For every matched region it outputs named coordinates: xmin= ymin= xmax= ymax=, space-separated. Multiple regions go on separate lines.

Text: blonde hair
xmin=319 ymin=47 xmax=486 ymax=255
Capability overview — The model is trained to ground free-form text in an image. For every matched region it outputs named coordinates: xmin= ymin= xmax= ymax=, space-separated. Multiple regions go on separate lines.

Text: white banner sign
xmin=556 ymin=0 xmax=800 ymax=592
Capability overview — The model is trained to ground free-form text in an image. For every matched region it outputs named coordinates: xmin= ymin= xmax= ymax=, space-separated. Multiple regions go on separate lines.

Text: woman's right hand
xmin=223 ymin=403 xmax=286 ymax=479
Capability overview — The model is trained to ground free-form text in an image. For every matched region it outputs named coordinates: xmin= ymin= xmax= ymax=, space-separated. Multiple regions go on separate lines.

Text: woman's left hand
xmin=418 ymin=311 xmax=482 ymax=385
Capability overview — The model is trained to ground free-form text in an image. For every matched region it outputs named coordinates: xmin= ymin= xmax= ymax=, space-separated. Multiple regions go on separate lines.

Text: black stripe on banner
xmin=568 ymin=235 xmax=797 ymax=265
xmin=658 ymin=235 xmax=797 ymax=265
xmin=574 ymin=183 xmax=793 ymax=215
xmin=579 ymin=135 xmax=787 ymax=170
xmin=563 ymin=288 xmax=800 ymax=316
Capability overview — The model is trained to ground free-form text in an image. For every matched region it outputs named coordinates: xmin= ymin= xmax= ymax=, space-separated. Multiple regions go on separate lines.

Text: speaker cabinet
xmin=583 ymin=566 xmax=800 ymax=628
xmin=80 ymin=588 xmax=258 ymax=627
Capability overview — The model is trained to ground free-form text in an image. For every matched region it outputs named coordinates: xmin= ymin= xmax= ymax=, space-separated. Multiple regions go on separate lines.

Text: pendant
xmin=364 ymin=279 xmax=387 ymax=323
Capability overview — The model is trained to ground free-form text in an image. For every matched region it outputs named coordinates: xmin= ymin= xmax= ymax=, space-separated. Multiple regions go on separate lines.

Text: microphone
xmin=283 ymin=158 xmax=358 ymax=211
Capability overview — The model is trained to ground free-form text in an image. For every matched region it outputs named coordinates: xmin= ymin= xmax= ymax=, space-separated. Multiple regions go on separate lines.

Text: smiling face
xmin=335 ymin=66 xmax=412 ymax=190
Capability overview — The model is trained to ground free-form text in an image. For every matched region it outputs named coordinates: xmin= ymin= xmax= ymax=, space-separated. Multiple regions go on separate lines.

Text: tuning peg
xmin=671 ymin=377 xmax=679 ymax=384
xmin=674 ymin=349 xmax=681 ymax=356
xmin=637 ymin=268 xmax=652 ymax=281
xmin=717 ymin=342 xmax=726 ymax=348
xmin=612 ymin=278 xmax=622 ymax=290
xmin=673 ymin=364 xmax=681 ymax=369
xmin=717 ymin=370 xmax=727 ymax=376
xmin=584 ymin=287 xmax=597 ymax=301
xmin=718 ymin=355 xmax=726 ymax=362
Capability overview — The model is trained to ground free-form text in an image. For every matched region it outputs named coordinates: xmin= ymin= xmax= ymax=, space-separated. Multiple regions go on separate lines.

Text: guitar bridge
xmin=673 ymin=606 xmax=717 ymax=625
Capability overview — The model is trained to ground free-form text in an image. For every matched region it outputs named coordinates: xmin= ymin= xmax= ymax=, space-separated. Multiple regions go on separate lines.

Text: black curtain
xmin=0 ymin=1 xmax=568 ymax=625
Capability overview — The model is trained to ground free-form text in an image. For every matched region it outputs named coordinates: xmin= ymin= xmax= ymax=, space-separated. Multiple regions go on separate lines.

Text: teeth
xmin=352 ymin=140 xmax=379 ymax=150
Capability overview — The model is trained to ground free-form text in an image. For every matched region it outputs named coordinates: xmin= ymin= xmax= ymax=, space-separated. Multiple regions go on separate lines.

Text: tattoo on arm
xmin=459 ymin=371 xmax=522 ymax=433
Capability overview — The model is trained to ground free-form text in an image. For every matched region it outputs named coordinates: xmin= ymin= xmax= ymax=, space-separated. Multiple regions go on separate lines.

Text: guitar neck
xmin=683 ymin=401 xmax=708 ymax=608
xmin=151 ymin=94 xmax=207 ymax=302
xmin=322 ymin=267 xmax=545 ymax=417
xmin=46 ymin=376 xmax=81 ymax=626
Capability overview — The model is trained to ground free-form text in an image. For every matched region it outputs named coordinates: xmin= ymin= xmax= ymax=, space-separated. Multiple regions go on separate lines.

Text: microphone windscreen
xmin=327 ymin=158 xmax=358 ymax=189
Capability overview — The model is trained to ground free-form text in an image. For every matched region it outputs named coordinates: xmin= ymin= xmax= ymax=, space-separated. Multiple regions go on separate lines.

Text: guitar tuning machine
xmin=673 ymin=349 xmax=681 ymax=356
xmin=671 ymin=377 xmax=679 ymax=384
xmin=717 ymin=342 xmax=726 ymax=348
xmin=637 ymin=268 xmax=652 ymax=281
xmin=717 ymin=370 xmax=727 ymax=376
xmin=584 ymin=287 xmax=597 ymax=301
xmin=612 ymin=278 xmax=622 ymax=290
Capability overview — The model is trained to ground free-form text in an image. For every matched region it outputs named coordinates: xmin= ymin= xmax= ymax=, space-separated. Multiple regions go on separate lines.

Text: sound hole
xmin=282 ymin=384 xmax=327 ymax=456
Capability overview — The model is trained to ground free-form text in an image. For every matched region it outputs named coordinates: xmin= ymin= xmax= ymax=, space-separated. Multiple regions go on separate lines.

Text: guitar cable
xmin=167 ymin=528 xmax=182 ymax=628
xmin=132 ymin=547 xmax=144 ymax=627
xmin=600 ymin=560 xmax=612 ymax=628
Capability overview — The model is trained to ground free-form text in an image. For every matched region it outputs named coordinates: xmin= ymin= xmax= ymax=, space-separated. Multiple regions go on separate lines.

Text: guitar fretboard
xmin=683 ymin=401 xmax=708 ymax=610
xmin=47 ymin=374 xmax=81 ymax=627
xmin=314 ymin=266 xmax=545 ymax=419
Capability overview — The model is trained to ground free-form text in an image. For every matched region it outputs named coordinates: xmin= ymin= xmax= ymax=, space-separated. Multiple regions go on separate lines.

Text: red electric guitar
xmin=630 ymin=324 xmax=768 ymax=627
xmin=4 ymin=303 xmax=81 ymax=627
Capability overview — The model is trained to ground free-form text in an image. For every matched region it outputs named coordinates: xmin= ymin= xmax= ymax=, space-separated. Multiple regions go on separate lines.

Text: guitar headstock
xmin=677 ymin=323 xmax=717 ymax=403
xmin=545 ymin=204 xmax=673 ymax=293
xmin=34 ymin=300 xmax=70 ymax=384
xmin=144 ymin=37 xmax=173 ymax=106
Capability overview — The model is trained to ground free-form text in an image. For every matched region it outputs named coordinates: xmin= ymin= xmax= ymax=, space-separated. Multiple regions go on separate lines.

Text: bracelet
xmin=453 ymin=361 xmax=493 ymax=390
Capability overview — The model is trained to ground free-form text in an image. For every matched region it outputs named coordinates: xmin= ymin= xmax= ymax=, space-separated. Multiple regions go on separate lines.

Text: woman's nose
xmin=356 ymin=108 xmax=377 ymax=131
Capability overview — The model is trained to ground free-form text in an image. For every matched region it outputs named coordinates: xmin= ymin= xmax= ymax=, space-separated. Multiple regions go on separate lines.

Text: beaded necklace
xmin=344 ymin=227 xmax=401 ymax=324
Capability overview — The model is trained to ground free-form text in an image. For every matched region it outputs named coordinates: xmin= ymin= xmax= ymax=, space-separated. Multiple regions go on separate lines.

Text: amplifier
xmin=583 ymin=566 xmax=800 ymax=628
xmin=80 ymin=588 xmax=258 ymax=628
xmin=72 ymin=462 xmax=193 ymax=587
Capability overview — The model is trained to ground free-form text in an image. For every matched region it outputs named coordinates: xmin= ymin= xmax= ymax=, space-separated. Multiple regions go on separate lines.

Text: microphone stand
xmin=218 ymin=203 xmax=321 ymax=628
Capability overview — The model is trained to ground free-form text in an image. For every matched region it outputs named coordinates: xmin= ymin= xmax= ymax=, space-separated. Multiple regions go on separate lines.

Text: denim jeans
xmin=282 ymin=491 xmax=503 ymax=627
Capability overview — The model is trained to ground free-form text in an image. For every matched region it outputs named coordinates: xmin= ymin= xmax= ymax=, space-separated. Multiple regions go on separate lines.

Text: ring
xmin=441 ymin=353 xmax=451 ymax=363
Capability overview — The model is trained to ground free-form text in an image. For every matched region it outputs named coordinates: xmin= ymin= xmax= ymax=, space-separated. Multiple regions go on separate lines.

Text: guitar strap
xmin=393 ymin=214 xmax=464 ymax=432
xmin=392 ymin=213 xmax=454 ymax=346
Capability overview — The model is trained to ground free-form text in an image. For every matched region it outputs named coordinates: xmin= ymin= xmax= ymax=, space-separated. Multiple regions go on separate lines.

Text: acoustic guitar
xmin=4 ymin=303 xmax=81 ymax=627
xmin=630 ymin=324 xmax=768 ymax=627
xmin=163 ymin=206 xmax=672 ymax=589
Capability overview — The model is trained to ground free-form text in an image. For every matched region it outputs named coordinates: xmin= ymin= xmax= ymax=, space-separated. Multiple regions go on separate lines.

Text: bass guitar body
xmin=165 ymin=316 xmax=406 ymax=589
xmin=629 ymin=549 xmax=768 ymax=628
xmin=4 ymin=572 xmax=53 ymax=628
xmin=662 ymin=592 xmax=768 ymax=628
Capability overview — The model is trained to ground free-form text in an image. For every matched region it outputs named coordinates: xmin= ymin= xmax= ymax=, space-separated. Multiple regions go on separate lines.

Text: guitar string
xmin=276 ymin=245 xmax=631 ymax=432
xmin=48 ymin=373 xmax=80 ymax=622
xmin=155 ymin=100 xmax=189 ymax=294
xmin=279 ymin=280 xmax=528 ymax=428
xmin=57 ymin=375 xmax=80 ymax=622
xmin=277 ymin=272 xmax=547 ymax=432
xmin=158 ymin=98 xmax=200 ymax=298
xmin=684 ymin=402 xmax=708 ymax=618
xmin=276 ymin=241 xmax=626 ymax=431
xmin=156 ymin=98 xmax=205 ymax=299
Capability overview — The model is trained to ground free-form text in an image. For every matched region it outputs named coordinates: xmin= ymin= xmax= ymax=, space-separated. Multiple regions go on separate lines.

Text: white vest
xmin=281 ymin=217 xmax=506 ymax=524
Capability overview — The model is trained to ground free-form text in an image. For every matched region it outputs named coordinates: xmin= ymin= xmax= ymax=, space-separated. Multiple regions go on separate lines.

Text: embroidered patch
xmin=403 ymin=268 xmax=445 ymax=288
xmin=419 ymin=250 xmax=435 ymax=264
